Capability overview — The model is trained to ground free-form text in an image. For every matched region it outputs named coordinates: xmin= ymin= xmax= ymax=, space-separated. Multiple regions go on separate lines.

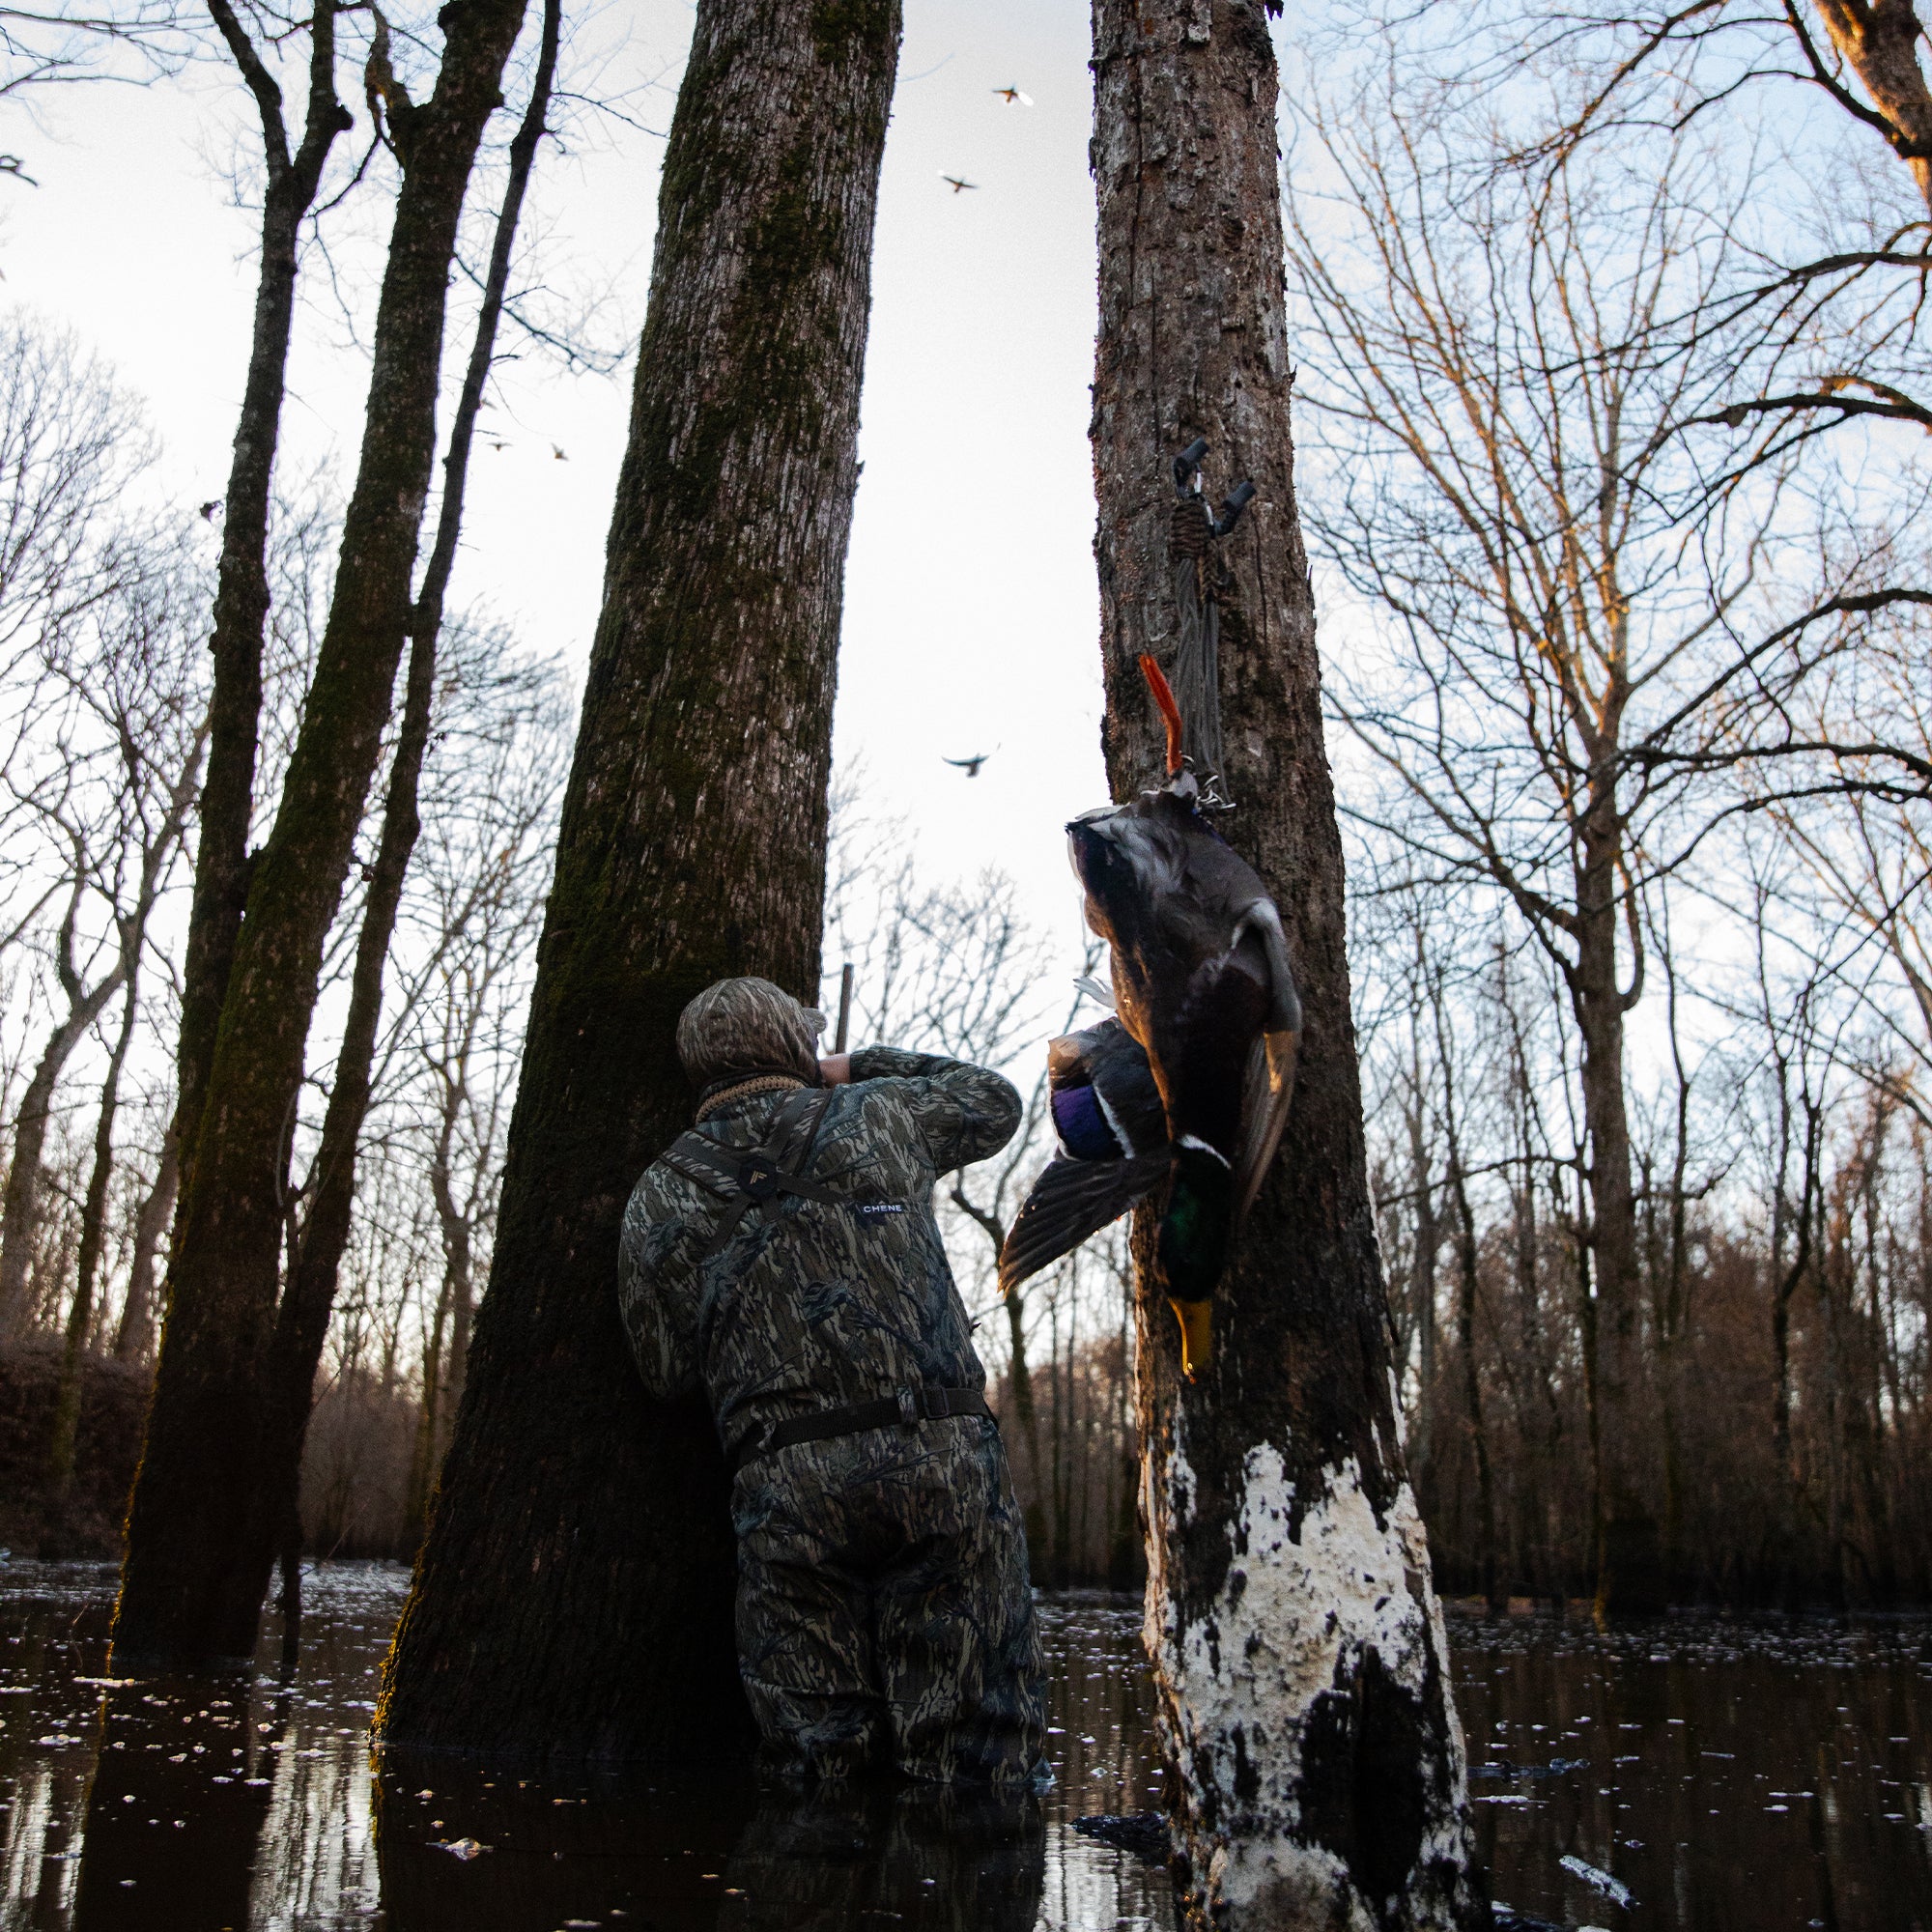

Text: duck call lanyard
xmin=661 ymin=1086 xmax=840 ymax=1264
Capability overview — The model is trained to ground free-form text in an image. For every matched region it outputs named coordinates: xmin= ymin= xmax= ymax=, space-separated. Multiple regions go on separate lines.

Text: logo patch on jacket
xmin=855 ymin=1202 xmax=906 ymax=1220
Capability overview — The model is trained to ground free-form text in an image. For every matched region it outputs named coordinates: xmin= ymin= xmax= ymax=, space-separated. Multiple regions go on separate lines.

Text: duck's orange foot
xmin=1169 ymin=1297 xmax=1212 ymax=1380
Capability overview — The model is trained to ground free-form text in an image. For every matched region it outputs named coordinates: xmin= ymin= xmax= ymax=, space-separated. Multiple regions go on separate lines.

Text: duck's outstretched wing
xmin=998 ymin=1151 xmax=1170 ymax=1297
xmin=1232 ymin=898 xmax=1303 ymax=1225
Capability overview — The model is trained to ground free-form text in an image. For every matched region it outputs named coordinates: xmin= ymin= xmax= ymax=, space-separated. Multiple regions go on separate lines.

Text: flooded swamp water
xmin=0 ymin=1560 xmax=1927 ymax=1930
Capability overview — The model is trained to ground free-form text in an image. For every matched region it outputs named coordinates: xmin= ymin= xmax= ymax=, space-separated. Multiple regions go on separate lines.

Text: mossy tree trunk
xmin=111 ymin=0 xmax=528 ymax=1670
xmin=380 ymin=0 xmax=901 ymax=1760
xmin=175 ymin=0 xmax=351 ymax=1199
xmin=262 ymin=0 xmax=561 ymax=1656
xmin=1090 ymin=2 xmax=1488 ymax=1922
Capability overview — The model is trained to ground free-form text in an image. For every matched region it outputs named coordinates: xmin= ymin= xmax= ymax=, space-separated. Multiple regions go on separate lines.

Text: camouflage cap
xmin=676 ymin=977 xmax=826 ymax=1088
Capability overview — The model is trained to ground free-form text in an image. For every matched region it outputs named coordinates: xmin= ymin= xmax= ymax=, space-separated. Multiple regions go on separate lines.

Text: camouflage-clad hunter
xmin=619 ymin=977 xmax=1047 ymax=1785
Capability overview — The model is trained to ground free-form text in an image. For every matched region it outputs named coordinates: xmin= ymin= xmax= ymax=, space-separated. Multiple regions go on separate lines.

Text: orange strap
xmin=1139 ymin=654 xmax=1184 ymax=774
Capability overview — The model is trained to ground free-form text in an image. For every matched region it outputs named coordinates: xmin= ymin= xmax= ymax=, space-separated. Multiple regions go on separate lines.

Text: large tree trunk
xmin=380 ymin=0 xmax=901 ymax=1761
xmin=111 ymin=0 xmax=528 ymax=1670
xmin=1090 ymin=3 xmax=1486 ymax=1923
xmin=175 ymin=0 xmax=351 ymax=1198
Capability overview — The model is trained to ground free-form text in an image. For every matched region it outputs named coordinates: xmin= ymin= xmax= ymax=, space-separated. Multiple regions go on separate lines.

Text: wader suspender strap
xmin=662 ymin=1086 xmax=840 ymax=1264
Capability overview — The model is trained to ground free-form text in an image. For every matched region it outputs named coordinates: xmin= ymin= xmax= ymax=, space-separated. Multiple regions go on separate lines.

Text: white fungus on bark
xmin=1145 ymin=1419 xmax=1476 ymax=1927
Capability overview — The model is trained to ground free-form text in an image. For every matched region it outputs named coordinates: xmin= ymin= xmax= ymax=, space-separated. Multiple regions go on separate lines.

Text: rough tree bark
xmin=1809 ymin=0 xmax=1932 ymax=208
xmin=175 ymin=0 xmax=351 ymax=1193
xmin=112 ymin=0 xmax=528 ymax=1670
xmin=380 ymin=0 xmax=902 ymax=1760
xmin=1090 ymin=2 xmax=1487 ymax=1922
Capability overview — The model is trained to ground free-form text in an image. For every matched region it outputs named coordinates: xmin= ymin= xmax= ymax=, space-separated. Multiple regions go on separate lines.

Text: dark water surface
xmin=0 ymin=1562 xmax=1926 ymax=1930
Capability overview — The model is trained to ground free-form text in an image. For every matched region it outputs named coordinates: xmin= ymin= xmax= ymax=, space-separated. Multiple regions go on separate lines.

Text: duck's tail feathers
xmin=1230 ymin=896 xmax=1302 ymax=1224
xmin=1234 ymin=1028 xmax=1299 ymax=1226
xmin=999 ymin=1150 xmax=1170 ymax=1298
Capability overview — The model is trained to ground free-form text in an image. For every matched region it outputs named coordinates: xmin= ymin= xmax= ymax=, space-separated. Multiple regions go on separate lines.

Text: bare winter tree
xmin=393 ymin=627 xmax=569 ymax=1533
xmin=115 ymin=0 xmax=532 ymax=1670
xmin=0 ymin=319 xmax=145 ymax=680
xmin=34 ymin=528 xmax=211 ymax=1507
xmin=1412 ymin=0 xmax=1932 ymax=796
xmin=0 ymin=332 xmax=205 ymax=1336
xmin=172 ymin=0 xmax=353 ymax=1220
xmin=1749 ymin=585 xmax=1932 ymax=1122
xmin=256 ymin=0 xmax=561 ymax=1653
xmin=1285 ymin=93 xmax=1856 ymax=1610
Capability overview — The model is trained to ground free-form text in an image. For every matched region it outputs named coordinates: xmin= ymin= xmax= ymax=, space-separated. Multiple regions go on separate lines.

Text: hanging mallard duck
xmin=999 ymin=442 xmax=1301 ymax=1380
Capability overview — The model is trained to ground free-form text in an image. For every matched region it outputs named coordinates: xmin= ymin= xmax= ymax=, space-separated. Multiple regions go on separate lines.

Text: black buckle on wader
xmin=739 ymin=1157 xmax=781 ymax=1204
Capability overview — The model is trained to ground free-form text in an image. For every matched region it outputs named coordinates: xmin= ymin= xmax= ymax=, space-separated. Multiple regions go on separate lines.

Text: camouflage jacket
xmin=618 ymin=1048 xmax=1022 ymax=1464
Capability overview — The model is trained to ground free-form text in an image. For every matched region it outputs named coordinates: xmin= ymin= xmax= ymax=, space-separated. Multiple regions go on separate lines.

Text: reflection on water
xmin=1447 ymin=1605 xmax=1932 ymax=1930
xmin=0 ymin=1567 xmax=1170 ymax=1931
xmin=0 ymin=1562 xmax=1927 ymax=1929
xmin=375 ymin=1766 xmax=1050 ymax=1930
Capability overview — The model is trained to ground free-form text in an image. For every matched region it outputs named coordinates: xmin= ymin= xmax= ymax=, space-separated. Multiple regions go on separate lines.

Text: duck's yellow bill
xmin=1169 ymin=1297 xmax=1211 ymax=1380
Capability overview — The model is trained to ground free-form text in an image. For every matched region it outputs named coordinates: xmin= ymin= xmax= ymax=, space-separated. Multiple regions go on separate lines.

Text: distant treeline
xmin=1403 ymin=1116 xmax=1931 ymax=1607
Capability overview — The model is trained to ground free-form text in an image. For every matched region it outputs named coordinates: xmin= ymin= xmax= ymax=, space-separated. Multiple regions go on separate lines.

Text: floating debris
xmin=1470 ymin=1757 xmax=1588 ymax=1780
xmin=1560 ymin=1854 xmax=1634 ymax=1907
xmin=431 ymin=1836 xmax=487 ymax=1861
xmin=1071 ymin=1811 xmax=1169 ymax=1864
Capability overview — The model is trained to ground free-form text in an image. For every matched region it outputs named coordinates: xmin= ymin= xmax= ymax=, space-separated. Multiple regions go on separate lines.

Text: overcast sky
xmin=2 ymin=0 xmax=1156 ymax=1018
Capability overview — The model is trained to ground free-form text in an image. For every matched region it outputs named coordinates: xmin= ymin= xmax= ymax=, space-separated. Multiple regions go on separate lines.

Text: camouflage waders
xmin=621 ymin=1046 xmax=1046 ymax=1785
